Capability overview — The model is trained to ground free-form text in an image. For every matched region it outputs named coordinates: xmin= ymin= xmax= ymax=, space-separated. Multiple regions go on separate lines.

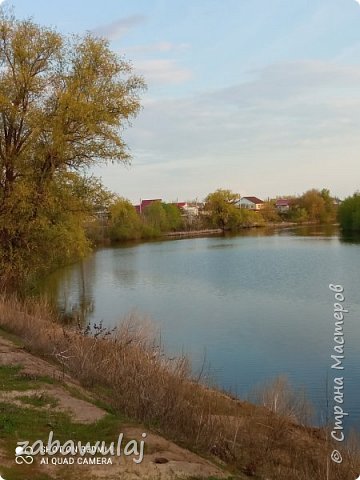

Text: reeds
xmin=0 ymin=296 xmax=358 ymax=479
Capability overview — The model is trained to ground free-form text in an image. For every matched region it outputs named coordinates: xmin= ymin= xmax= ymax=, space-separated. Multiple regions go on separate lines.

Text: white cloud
xmin=218 ymin=61 xmax=360 ymax=103
xmin=354 ymin=0 xmax=360 ymax=5
xmin=90 ymin=59 xmax=360 ymax=201
xmin=91 ymin=15 xmax=146 ymax=41
xmin=115 ymin=59 xmax=360 ymax=200
xmin=132 ymin=60 xmax=360 ymax=156
xmin=135 ymin=59 xmax=192 ymax=84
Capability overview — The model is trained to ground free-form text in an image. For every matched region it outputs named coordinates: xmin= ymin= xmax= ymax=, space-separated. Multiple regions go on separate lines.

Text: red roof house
xmin=135 ymin=199 xmax=162 ymax=214
xmin=275 ymin=199 xmax=291 ymax=211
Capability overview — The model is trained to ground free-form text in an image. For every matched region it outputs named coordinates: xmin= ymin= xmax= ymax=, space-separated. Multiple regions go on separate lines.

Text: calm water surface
xmin=41 ymin=226 xmax=360 ymax=430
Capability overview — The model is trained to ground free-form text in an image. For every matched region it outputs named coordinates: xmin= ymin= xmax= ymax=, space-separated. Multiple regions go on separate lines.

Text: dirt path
xmin=0 ymin=333 xmax=232 ymax=480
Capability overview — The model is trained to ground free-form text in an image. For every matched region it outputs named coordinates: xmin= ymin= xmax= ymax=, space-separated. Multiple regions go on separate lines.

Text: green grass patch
xmin=0 ymin=401 xmax=124 ymax=445
xmin=0 ymin=401 xmax=133 ymax=480
xmin=16 ymin=393 xmax=59 ymax=408
xmin=0 ymin=364 xmax=56 ymax=392
xmin=0 ymin=359 xmax=127 ymax=456
xmin=0 ymin=363 xmax=129 ymax=480
xmin=0 ymin=365 xmax=34 ymax=391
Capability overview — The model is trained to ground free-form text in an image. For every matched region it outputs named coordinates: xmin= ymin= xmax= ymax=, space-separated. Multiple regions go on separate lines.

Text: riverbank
xmin=162 ymin=221 xmax=318 ymax=239
xmin=0 ymin=296 xmax=358 ymax=479
xmin=0 ymin=329 xmax=231 ymax=480
xmin=164 ymin=228 xmax=223 ymax=238
xmin=97 ymin=220 xmax=325 ymax=246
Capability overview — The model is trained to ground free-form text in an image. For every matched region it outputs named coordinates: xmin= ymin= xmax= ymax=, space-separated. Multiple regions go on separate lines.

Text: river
xmin=40 ymin=225 xmax=360 ymax=430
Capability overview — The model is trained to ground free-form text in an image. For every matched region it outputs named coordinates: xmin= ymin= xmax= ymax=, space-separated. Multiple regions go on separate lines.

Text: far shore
xmin=162 ymin=221 xmax=322 ymax=239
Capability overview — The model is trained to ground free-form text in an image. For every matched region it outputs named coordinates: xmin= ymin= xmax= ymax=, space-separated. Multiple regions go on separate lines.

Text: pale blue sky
xmin=7 ymin=0 xmax=360 ymax=201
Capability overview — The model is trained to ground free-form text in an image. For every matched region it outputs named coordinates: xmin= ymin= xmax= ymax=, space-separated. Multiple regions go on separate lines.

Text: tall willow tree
xmin=0 ymin=13 xmax=145 ymax=289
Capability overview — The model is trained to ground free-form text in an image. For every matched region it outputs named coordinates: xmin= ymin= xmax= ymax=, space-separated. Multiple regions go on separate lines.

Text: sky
xmin=5 ymin=0 xmax=360 ymax=202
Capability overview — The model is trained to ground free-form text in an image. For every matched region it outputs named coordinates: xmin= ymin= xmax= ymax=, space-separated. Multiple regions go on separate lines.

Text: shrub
xmin=339 ymin=193 xmax=360 ymax=231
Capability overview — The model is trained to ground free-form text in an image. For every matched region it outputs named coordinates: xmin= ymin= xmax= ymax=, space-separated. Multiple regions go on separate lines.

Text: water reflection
xmin=40 ymin=256 xmax=96 ymax=324
xmin=340 ymin=231 xmax=360 ymax=245
xmin=111 ymin=246 xmax=140 ymax=286
xmin=276 ymin=224 xmax=339 ymax=237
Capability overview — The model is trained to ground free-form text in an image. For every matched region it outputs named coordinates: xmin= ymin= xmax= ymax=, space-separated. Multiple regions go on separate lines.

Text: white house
xmin=237 ymin=196 xmax=264 ymax=210
xmin=275 ymin=199 xmax=291 ymax=212
xmin=173 ymin=202 xmax=200 ymax=217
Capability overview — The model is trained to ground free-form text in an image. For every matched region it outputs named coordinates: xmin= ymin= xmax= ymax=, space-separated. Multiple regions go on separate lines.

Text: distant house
xmin=275 ymin=199 xmax=291 ymax=213
xmin=173 ymin=202 xmax=188 ymax=211
xmin=134 ymin=199 xmax=162 ymax=214
xmin=173 ymin=202 xmax=199 ymax=217
xmin=237 ymin=196 xmax=264 ymax=210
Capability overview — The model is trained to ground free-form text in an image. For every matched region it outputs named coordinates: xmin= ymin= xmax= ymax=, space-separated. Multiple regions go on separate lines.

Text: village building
xmin=134 ymin=199 xmax=162 ymax=214
xmin=237 ymin=196 xmax=264 ymax=210
xmin=275 ymin=199 xmax=291 ymax=212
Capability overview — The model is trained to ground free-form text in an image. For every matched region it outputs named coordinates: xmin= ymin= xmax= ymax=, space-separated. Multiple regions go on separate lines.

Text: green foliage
xmin=319 ymin=188 xmax=337 ymax=223
xmin=298 ymin=189 xmax=324 ymax=222
xmin=339 ymin=193 xmax=360 ymax=231
xmin=0 ymin=171 xmax=94 ymax=288
xmin=287 ymin=206 xmax=309 ymax=223
xmin=162 ymin=203 xmax=184 ymax=231
xmin=204 ymin=189 xmax=241 ymax=231
xmin=282 ymin=189 xmax=336 ymax=224
xmin=241 ymin=208 xmax=265 ymax=226
xmin=108 ymin=200 xmax=184 ymax=241
xmin=205 ymin=189 xmax=263 ymax=231
xmin=142 ymin=201 xmax=184 ymax=235
xmin=0 ymin=13 xmax=145 ymax=289
xmin=260 ymin=201 xmax=281 ymax=223
xmin=142 ymin=201 xmax=169 ymax=233
xmin=109 ymin=198 xmax=142 ymax=241
xmin=72 ymin=176 xmax=117 ymax=215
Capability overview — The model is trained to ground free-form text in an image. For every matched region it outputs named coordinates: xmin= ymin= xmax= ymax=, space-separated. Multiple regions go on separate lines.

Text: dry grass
xmin=0 ymin=295 xmax=359 ymax=479
xmin=249 ymin=375 xmax=314 ymax=425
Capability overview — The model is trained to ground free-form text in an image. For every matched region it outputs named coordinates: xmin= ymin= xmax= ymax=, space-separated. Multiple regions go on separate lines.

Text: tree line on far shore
xmin=95 ymin=187 xmax=359 ymax=243
xmin=203 ymin=188 xmax=339 ymax=232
